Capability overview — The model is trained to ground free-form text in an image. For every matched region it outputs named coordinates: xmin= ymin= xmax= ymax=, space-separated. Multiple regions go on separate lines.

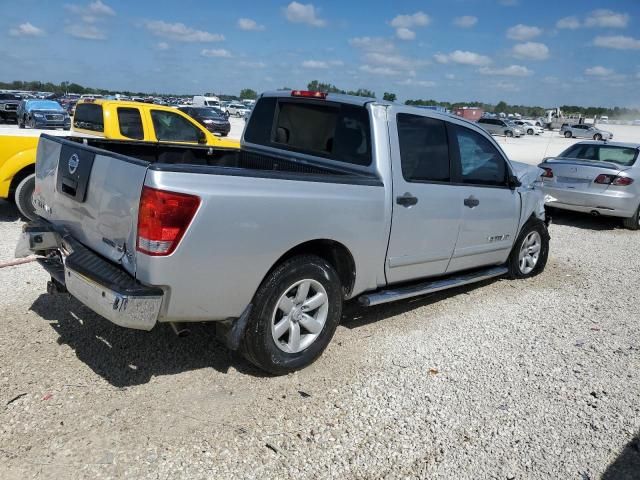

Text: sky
xmin=1 ymin=0 xmax=639 ymax=107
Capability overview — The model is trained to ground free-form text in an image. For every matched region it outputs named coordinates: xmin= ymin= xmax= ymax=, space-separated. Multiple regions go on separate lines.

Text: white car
xmin=226 ymin=102 xmax=251 ymax=117
xmin=514 ymin=120 xmax=544 ymax=135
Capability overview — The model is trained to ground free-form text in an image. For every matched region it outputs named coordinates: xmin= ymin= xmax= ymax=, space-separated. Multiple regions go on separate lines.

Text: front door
xmin=385 ymin=111 xmax=462 ymax=284
xmin=447 ymin=123 xmax=520 ymax=273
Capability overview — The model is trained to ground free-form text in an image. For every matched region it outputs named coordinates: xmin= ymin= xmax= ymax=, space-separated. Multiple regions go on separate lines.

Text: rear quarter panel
xmin=0 ymin=136 xmax=38 ymax=198
xmin=137 ymin=169 xmax=388 ymax=322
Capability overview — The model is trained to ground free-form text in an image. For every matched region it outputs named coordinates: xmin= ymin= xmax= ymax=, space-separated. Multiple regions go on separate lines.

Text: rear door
xmin=385 ymin=110 xmax=462 ymax=283
xmin=33 ymin=135 xmax=149 ymax=275
xmin=447 ymin=123 xmax=520 ymax=273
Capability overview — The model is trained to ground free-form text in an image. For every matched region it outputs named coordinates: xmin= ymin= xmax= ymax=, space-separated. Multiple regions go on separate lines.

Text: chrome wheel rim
xmin=518 ymin=231 xmax=542 ymax=275
xmin=271 ymin=279 xmax=329 ymax=354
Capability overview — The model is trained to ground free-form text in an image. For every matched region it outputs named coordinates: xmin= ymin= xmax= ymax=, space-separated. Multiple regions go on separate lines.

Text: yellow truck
xmin=0 ymin=99 xmax=239 ymax=219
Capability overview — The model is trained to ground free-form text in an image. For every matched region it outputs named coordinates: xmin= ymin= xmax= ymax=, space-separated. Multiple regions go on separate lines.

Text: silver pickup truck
xmin=17 ymin=90 xmax=550 ymax=374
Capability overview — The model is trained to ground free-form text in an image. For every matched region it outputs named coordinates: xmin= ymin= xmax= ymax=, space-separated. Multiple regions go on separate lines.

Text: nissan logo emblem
xmin=68 ymin=153 xmax=80 ymax=175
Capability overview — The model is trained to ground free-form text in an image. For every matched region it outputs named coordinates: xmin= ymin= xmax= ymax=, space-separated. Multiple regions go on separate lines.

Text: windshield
xmin=193 ymin=107 xmax=225 ymax=119
xmin=27 ymin=100 xmax=64 ymax=111
xmin=0 ymin=93 xmax=21 ymax=100
xmin=560 ymin=144 xmax=638 ymax=167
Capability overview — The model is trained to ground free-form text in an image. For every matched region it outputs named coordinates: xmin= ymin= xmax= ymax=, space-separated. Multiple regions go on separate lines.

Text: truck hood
xmin=510 ymin=160 xmax=543 ymax=187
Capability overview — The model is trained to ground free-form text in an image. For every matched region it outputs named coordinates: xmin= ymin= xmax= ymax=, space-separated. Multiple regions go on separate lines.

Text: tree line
xmin=2 ymin=79 xmax=638 ymax=119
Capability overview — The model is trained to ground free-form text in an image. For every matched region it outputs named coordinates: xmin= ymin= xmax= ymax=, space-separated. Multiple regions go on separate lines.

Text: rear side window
xmin=245 ymin=97 xmax=372 ymax=167
xmin=117 ymin=107 xmax=144 ymax=140
xmin=561 ymin=144 xmax=638 ymax=166
xmin=397 ymin=114 xmax=450 ymax=182
xmin=74 ymin=103 xmax=104 ymax=132
xmin=453 ymin=126 xmax=507 ymax=186
xmin=150 ymin=110 xmax=200 ymax=143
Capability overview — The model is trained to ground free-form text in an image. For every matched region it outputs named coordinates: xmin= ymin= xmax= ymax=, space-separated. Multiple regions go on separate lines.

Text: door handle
xmin=396 ymin=192 xmax=418 ymax=207
xmin=464 ymin=196 xmax=480 ymax=208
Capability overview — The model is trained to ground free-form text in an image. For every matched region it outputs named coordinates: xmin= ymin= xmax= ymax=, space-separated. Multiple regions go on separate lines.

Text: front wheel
xmin=241 ymin=255 xmax=343 ymax=375
xmin=623 ymin=205 xmax=640 ymax=230
xmin=564 ymin=131 xmax=572 ymax=138
xmin=593 ymin=133 xmax=602 ymax=141
xmin=14 ymin=173 xmax=37 ymax=220
xmin=506 ymin=130 xmax=514 ymax=137
xmin=527 ymin=128 xmax=534 ymax=135
xmin=507 ymin=220 xmax=549 ymax=279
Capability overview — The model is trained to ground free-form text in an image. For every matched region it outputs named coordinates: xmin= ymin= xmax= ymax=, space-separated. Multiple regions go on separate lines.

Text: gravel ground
xmin=2 ymin=201 xmax=640 ymax=478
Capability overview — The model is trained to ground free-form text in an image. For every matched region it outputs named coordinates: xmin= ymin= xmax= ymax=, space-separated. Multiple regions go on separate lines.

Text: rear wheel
xmin=507 ymin=219 xmax=549 ymax=279
xmin=241 ymin=255 xmax=343 ymax=375
xmin=527 ymin=128 xmax=534 ymax=135
xmin=623 ymin=205 xmax=640 ymax=230
xmin=14 ymin=173 xmax=37 ymax=221
xmin=564 ymin=131 xmax=572 ymax=138
xmin=593 ymin=133 xmax=603 ymax=141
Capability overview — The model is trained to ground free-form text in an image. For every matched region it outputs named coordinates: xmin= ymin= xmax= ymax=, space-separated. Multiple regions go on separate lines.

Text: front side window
xmin=117 ymin=107 xmax=144 ymax=140
xmin=397 ymin=113 xmax=450 ymax=182
xmin=453 ymin=126 xmax=507 ymax=186
xmin=150 ymin=110 xmax=200 ymax=143
xmin=74 ymin=103 xmax=104 ymax=132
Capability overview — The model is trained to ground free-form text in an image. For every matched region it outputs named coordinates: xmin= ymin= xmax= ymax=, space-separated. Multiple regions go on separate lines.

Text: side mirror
xmin=508 ymin=175 xmax=522 ymax=190
xmin=197 ymin=129 xmax=207 ymax=144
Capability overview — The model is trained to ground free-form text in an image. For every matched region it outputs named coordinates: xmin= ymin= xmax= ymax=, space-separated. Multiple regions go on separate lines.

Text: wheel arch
xmin=262 ymin=239 xmax=356 ymax=298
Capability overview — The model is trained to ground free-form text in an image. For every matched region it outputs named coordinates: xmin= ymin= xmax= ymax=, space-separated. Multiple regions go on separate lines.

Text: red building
xmin=453 ymin=107 xmax=484 ymax=121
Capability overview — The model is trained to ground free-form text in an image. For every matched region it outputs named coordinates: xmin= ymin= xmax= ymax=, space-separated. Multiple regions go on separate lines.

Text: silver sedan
xmin=560 ymin=123 xmax=613 ymax=140
xmin=539 ymin=141 xmax=640 ymax=229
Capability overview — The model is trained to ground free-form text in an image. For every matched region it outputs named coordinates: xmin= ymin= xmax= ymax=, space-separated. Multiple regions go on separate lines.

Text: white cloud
xmin=556 ymin=16 xmax=581 ymax=29
xmin=512 ymin=42 xmax=549 ymax=60
xmin=360 ymin=65 xmax=402 ymax=76
xmin=506 ymin=24 xmax=542 ymax=41
xmin=397 ymin=79 xmax=436 ymax=87
xmin=64 ymin=1 xmax=115 ymax=23
xmin=9 ymin=22 xmax=45 ymax=37
xmin=495 ymin=81 xmax=520 ymax=92
xmin=390 ymin=12 xmax=430 ymax=29
xmin=390 ymin=11 xmax=429 ymax=40
xmin=302 ymin=59 xmax=344 ymax=69
xmin=237 ymin=18 xmax=265 ymax=31
xmin=585 ymin=9 xmax=629 ymax=28
xmin=434 ymin=50 xmax=491 ymax=66
xmin=584 ymin=66 xmax=614 ymax=76
xmin=156 ymin=42 xmax=169 ymax=50
xmin=201 ymin=48 xmax=232 ymax=58
xmin=349 ymin=36 xmax=395 ymax=53
xmin=145 ymin=20 xmax=224 ymax=42
xmin=396 ymin=28 xmax=415 ymax=40
xmin=445 ymin=73 xmax=455 ymax=80
xmin=479 ymin=65 xmax=533 ymax=76
xmin=593 ymin=35 xmax=640 ymax=50
xmin=65 ymin=24 xmax=106 ymax=40
xmin=284 ymin=2 xmax=326 ymax=27
xmin=453 ymin=16 xmax=477 ymax=28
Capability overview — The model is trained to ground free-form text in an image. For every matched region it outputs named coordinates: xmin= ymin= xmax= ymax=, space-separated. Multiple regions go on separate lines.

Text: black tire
xmin=527 ymin=128 xmax=534 ymax=135
xmin=18 ymin=116 xmax=25 ymax=129
xmin=507 ymin=219 xmax=549 ymax=279
xmin=241 ymin=255 xmax=343 ymax=375
xmin=506 ymin=130 xmax=514 ymax=137
xmin=14 ymin=173 xmax=37 ymax=221
xmin=564 ymin=131 xmax=572 ymax=138
xmin=623 ymin=205 xmax=640 ymax=230
xmin=63 ymin=126 xmax=70 ymax=131
xmin=593 ymin=133 xmax=602 ymax=141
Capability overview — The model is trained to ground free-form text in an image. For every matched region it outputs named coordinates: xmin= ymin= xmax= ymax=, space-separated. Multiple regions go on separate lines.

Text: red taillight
xmin=291 ymin=90 xmax=327 ymax=99
xmin=594 ymin=174 xmax=634 ymax=186
xmin=541 ymin=167 xmax=554 ymax=178
xmin=137 ymin=186 xmax=200 ymax=256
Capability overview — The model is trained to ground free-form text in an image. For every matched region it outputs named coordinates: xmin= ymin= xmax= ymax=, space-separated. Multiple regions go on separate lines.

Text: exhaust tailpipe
xmin=170 ymin=322 xmax=191 ymax=337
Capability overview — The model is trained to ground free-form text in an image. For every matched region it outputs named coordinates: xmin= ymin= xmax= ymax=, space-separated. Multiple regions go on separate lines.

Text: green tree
xmin=383 ymin=92 xmax=397 ymax=102
xmin=307 ymin=80 xmax=345 ymax=94
xmin=347 ymin=88 xmax=375 ymax=98
xmin=494 ymin=101 xmax=508 ymax=114
xmin=240 ymin=88 xmax=257 ymax=100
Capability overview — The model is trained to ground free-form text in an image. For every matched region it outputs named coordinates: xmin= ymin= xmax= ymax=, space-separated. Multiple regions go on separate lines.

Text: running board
xmin=359 ymin=266 xmax=508 ymax=307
